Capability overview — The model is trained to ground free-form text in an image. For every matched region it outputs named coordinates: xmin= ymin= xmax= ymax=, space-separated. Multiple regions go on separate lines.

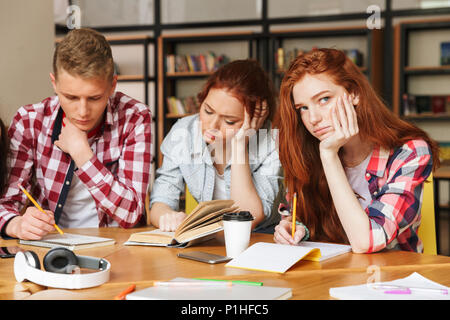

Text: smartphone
xmin=177 ymin=251 xmax=232 ymax=264
xmin=0 ymin=246 xmax=23 ymax=258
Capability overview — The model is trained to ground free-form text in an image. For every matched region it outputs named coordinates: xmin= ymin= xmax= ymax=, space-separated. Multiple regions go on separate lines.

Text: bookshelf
xmin=393 ymin=19 xmax=450 ymax=121
xmin=157 ymin=31 xmax=261 ymax=166
xmin=270 ymin=26 xmax=384 ymax=95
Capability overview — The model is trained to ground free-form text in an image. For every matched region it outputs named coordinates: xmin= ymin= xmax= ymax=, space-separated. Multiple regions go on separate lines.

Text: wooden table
xmin=1 ymin=227 xmax=450 ymax=300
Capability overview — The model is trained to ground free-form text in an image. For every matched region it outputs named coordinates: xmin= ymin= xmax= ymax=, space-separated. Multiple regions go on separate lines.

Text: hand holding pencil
xmin=273 ymin=192 xmax=306 ymax=245
xmin=4 ymin=184 xmax=63 ymax=240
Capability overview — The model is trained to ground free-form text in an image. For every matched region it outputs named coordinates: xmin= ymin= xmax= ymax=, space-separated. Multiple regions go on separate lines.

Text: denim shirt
xmin=150 ymin=114 xmax=283 ymax=231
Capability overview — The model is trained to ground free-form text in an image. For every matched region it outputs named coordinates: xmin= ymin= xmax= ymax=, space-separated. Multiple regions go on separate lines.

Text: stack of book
xmin=402 ymin=94 xmax=450 ymax=116
xmin=166 ymin=52 xmax=230 ymax=73
xmin=166 ymin=96 xmax=200 ymax=115
xmin=274 ymin=47 xmax=363 ymax=72
xmin=274 ymin=47 xmax=305 ymax=72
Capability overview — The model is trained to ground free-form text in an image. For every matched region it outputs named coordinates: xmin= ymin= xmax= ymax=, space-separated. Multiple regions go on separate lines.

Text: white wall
xmin=0 ymin=0 xmax=55 ymax=125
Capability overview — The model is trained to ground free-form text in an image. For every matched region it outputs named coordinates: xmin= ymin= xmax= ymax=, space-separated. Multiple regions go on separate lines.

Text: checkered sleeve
xmin=75 ymin=110 xmax=152 ymax=228
xmin=0 ymin=106 xmax=37 ymax=237
xmin=366 ymin=140 xmax=433 ymax=253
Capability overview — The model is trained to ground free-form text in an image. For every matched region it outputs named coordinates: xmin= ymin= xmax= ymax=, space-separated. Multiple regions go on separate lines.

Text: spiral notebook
xmin=19 ymin=233 xmax=115 ymax=251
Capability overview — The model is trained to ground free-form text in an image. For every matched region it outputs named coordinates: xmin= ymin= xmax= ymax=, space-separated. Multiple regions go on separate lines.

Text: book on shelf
xmin=166 ymin=54 xmax=176 ymax=73
xmin=431 ymin=96 xmax=446 ymax=114
xmin=402 ymin=93 xmax=417 ymax=115
xmin=274 ymin=47 xmax=362 ymax=72
xmin=446 ymin=96 xmax=450 ymax=114
xmin=343 ymin=49 xmax=363 ymax=67
xmin=275 ymin=47 xmax=305 ymax=71
xmin=441 ymin=42 xmax=450 ymax=66
xmin=125 ymin=200 xmax=238 ymax=248
xmin=19 ymin=233 xmax=115 ymax=251
xmin=402 ymin=94 xmax=450 ymax=116
xmin=166 ymin=96 xmax=200 ymax=115
xmin=166 ymin=52 xmax=229 ymax=73
xmin=416 ymin=95 xmax=432 ymax=114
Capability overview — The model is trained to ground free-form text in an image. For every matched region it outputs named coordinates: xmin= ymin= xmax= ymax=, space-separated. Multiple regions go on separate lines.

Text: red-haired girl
xmin=273 ymin=48 xmax=439 ymax=253
xmin=150 ymin=59 xmax=283 ymax=233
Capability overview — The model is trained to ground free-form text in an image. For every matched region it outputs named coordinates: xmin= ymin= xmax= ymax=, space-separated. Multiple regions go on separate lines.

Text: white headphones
xmin=14 ymin=247 xmax=111 ymax=289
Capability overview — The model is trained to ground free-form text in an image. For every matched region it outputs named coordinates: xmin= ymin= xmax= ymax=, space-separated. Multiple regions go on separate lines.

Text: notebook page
xmin=297 ymin=241 xmax=352 ymax=261
xmin=225 ymin=242 xmax=319 ymax=273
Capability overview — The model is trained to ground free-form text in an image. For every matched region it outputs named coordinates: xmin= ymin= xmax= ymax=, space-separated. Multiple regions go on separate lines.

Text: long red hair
xmin=274 ymin=48 xmax=440 ymax=243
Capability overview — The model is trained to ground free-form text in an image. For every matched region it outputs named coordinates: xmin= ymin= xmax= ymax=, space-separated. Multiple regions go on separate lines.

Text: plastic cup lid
xmin=223 ymin=211 xmax=254 ymax=221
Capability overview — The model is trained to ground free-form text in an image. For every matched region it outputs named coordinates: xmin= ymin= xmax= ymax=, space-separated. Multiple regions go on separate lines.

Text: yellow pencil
xmin=18 ymin=183 xmax=64 ymax=235
xmin=291 ymin=192 xmax=297 ymax=238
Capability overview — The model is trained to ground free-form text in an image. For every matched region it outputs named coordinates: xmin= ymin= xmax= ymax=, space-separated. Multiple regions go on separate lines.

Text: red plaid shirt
xmin=278 ymin=139 xmax=433 ymax=253
xmin=365 ymin=139 xmax=433 ymax=253
xmin=0 ymin=91 xmax=152 ymax=236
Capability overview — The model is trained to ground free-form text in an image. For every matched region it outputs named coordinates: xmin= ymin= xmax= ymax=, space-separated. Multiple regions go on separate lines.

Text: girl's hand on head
xmin=319 ymin=92 xmax=359 ymax=155
xmin=232 ymin=100 xmax=269 ymax=145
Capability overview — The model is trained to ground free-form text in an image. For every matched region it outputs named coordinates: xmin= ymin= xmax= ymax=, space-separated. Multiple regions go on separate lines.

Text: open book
xmin=125 ymin=200 xmax=238 ymax=248
xmin=225 ymin=241 xmax=352 ymax=273
xmin=19 ymin=233 xmax=115 ymax=251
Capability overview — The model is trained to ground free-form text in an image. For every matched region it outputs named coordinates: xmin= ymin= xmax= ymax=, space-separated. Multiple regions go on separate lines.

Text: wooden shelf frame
xmin=393 ymin=18 xmax=450 ymax=118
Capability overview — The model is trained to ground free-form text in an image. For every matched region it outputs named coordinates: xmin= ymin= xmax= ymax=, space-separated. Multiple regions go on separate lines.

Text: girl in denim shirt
xmin=150 ymin=59 xmax=283 ymax=232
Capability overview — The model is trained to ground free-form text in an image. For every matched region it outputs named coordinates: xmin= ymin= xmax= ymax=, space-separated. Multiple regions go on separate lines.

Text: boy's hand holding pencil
xmin=4 ymin=184 xmax=63 ymax=240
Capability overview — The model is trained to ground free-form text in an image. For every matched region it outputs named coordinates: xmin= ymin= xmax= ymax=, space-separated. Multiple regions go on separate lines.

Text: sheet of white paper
xmin=329 ymin=272 xmax=450 ymax=300
xmin=225 ymin=242 xmax=317 ymax=273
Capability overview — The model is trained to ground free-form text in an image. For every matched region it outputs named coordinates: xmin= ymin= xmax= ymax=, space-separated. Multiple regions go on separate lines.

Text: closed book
xmin=19 ymin=233 xmax=115 ymax=251
xmin=441 ymin=42 xmax=450 ymax=66
xmin=415 ymin=95 xmax=432 ymax=114
xmin=431 ymin=96 xmax=446 ymax=114
xmin=446 ymin=96 xmax=450 ymax=114
xmin=277 ymin=47 xmax=284 ymax=70
xmin=126 ymin=277 xmax=292 ymax=300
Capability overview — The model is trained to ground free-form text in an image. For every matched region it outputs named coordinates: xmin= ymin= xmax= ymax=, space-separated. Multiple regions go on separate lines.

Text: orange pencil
xmin=18 ymin=183 xmax=64 ymax=235
xmin=114 ymin=284 xmax=136 ymax=300
xmin=291 ymin=192 xmax=297 ymax=238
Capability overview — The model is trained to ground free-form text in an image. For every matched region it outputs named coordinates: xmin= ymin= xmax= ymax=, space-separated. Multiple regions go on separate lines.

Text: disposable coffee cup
xmin=222 ymin=211 xmax=254 ymax=258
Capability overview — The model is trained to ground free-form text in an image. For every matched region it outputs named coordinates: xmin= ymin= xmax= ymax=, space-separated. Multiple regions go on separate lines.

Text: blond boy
xmin=0 ymin=28 xmax=152 ymax=240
